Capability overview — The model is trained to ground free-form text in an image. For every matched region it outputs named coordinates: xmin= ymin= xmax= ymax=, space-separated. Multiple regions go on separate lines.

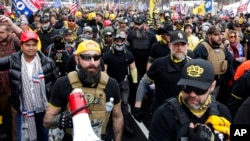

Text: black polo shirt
xmin=102 ymin=49 xmax=134 ymax=83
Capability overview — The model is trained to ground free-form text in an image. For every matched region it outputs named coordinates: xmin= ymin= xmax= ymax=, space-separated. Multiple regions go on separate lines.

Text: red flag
xmin=237 ymin=0 xmax=250 ymax=12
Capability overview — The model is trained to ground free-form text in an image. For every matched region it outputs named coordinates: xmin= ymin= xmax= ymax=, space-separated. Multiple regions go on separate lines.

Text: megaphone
xmin=68 ymin=88 xmax=101 ymax=141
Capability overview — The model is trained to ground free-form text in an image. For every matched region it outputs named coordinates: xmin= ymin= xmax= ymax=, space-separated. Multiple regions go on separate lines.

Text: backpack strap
xmin=166 ymin=97 xmax=190 ymax=126
xmin=67 ymin=71 xmax=82 ymax=88
xmin=98 ymin=72 xmax=109 ymax=89
xmin=208 ymin=95 xmax=220 ymax=115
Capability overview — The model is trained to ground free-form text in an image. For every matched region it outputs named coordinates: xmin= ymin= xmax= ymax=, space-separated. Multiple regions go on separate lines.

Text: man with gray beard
xmin=44 ymin=40 xmax=123 ymax=141
xmin=127 ymin=16 xmax=157 ymax=82
xmin=132 ymin=31 xmax=191 ymax=122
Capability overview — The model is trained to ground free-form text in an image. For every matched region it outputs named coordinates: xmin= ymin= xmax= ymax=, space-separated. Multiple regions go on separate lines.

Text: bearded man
xmin=0 ymin=15 xmax=22 ymax=141
xmin=43 ymin=40 xmax=123 ymax=141
xmin=127 ymin=16 xmax=157 ymax=81
xmin=193 ymin=25 xmax=234 ymax=98
xmin=132 ymin=31 xmax=191 ymax=122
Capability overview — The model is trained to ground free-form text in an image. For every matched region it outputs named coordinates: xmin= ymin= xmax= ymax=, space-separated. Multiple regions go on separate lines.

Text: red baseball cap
xmin=20 ymin=31 xmax=39 ymax=42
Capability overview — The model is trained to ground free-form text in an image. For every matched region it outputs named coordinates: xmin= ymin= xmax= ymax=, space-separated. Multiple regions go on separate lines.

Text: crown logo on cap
xmin=178 ymin=33 xmax=183 ymax=39
xmin=186 ymin=65 xmax=204 ymax=77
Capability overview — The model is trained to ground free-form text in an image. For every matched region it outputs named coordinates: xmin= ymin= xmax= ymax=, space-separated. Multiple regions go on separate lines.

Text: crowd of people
xmin=0 ymin=4 xmax=250 ymax=141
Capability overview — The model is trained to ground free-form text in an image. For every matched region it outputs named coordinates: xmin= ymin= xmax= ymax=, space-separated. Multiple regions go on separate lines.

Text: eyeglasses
xmin=230 ymin=36 xmax=236 ymax=38
xmin=79 ymin=54 xmax=101 ymax=61
xmin=179 ymin=85 xmax=209 ymax=95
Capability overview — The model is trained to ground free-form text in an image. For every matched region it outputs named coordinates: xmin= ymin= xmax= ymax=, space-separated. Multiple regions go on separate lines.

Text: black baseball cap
xmin=170 ymin=30 xmax=188 ymax=44
xmin=64 ymin=29 xmax=73 ymax=35
xmin=177 ymin=59 xmax=215 ymax=90
xmin=52 ymin=30 xmax=64 ymax=39
xmin=156 ymin=24 xmax=173 ymax=35
xmin=134 ymin=16 xmax=145 ymax=24
xmin=206 ymin=25 xmax=221 ymax=35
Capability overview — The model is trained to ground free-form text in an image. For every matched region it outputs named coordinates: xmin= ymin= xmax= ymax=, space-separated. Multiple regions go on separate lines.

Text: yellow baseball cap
xmin=88 ymin=12 xmax=96 ymax=21
xmin=76 ymin=40 xmax=101 ymax=55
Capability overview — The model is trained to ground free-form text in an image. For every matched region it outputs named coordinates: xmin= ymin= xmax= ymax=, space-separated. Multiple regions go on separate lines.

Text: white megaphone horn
xmin=68 ymin=88 xmax=101 ymax=141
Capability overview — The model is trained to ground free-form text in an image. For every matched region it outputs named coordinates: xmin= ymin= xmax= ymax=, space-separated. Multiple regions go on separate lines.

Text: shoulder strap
xmin=186 ymin=55 xmax=192 ymax=62
xmin=209 ymin=95 xmax=220 ymax=115
xmin=166 ymin=97 xmax=190 ymax=126
xmin=202 ymin=42 xmax=224 ymax=51
xmin=98 ymin=72 xmax=109 ymax=89
xmin=201 ymin=42 xmax=213 ymax=52
xmin=47 ymin=44 xmax=54 ymax=57
xmin=67 ymin=71 xmax=82 ymax=88
xmin=68 ymin=71 xmax=109 ymax=89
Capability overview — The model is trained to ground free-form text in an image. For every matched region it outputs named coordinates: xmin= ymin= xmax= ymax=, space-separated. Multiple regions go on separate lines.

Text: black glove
xmin=189 ymin=124 xmax=213 ymax=141
xmin=59 ymin=112 xmax=73 ymax=129
xmin=131 ymin=107 xmax=144 ymax=122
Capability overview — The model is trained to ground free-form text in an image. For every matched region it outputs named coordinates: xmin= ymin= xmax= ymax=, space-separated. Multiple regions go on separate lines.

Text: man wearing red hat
xmin=0 ymin=31 xmax=60 ymax=141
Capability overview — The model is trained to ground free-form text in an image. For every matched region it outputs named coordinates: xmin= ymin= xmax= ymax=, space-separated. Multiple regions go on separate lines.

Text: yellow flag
xmin=149 ymin=0 xmax=156 ymax=18
xmin=193 ymin=3 xmax=206 ymax=15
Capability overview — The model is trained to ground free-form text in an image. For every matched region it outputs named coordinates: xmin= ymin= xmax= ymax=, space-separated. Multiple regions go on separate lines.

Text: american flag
xmin=237 ymin=0 xmax=250 ymax=13
xmin=70 ymin=0 xmax=78 ymax=15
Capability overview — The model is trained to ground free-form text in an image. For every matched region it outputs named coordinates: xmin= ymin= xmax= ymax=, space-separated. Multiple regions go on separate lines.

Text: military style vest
xmin=202 ymin=42 xmax=227 ymax=75
xmin=67 ymin=71 xmax=110 ymax=134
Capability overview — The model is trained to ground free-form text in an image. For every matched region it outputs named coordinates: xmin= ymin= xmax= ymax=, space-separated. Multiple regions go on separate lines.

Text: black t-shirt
xmin=102 ymin=49 xmax=134 ymax=83
xmin=49 ymin=74 xmax=121 ymax=109
xmin=150 ymin=41 xmax=170 ymax=60
xmin=37 ymin=28 xmax=58 ymax=53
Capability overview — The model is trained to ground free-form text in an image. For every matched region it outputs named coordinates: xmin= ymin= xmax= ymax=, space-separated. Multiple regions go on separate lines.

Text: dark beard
xmin=211 ymin=39 xmax=221 ymax=47
xmin=0 ymin=33 xmax=10 ymax=45
xmin=77 ymin=64 xmax=101 ymax=86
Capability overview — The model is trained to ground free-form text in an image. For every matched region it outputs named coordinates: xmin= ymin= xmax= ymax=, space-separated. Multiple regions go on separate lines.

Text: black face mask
xmin=54 ymin=39 xmax=65 ymax=50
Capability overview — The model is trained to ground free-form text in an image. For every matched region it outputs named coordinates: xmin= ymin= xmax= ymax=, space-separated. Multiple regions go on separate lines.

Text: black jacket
xmin=0 ymin=51 xmax=60 ymax=111
xmin=149 ymin=97 xmax=232 ymax=141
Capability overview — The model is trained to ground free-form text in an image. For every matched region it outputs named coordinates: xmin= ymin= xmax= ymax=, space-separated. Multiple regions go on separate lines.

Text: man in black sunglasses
xmin=149 ymin=59 xmax=232 ymax=141
xmin=44 ymin=40 xmax=123 ymax=141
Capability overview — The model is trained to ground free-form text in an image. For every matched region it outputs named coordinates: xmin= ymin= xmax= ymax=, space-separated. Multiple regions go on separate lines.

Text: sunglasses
xmin=104 ymin=35 xmax=113 ymax=38
xmin=179 ymin=85 xmax=208 ymax=95
xmin=230 ymin=36 xmax=236 ymax=38
xmin=68 ymin=20 xmax=75 ymax=22
xmin=79 ymin=54 xmax=101 ymax=61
